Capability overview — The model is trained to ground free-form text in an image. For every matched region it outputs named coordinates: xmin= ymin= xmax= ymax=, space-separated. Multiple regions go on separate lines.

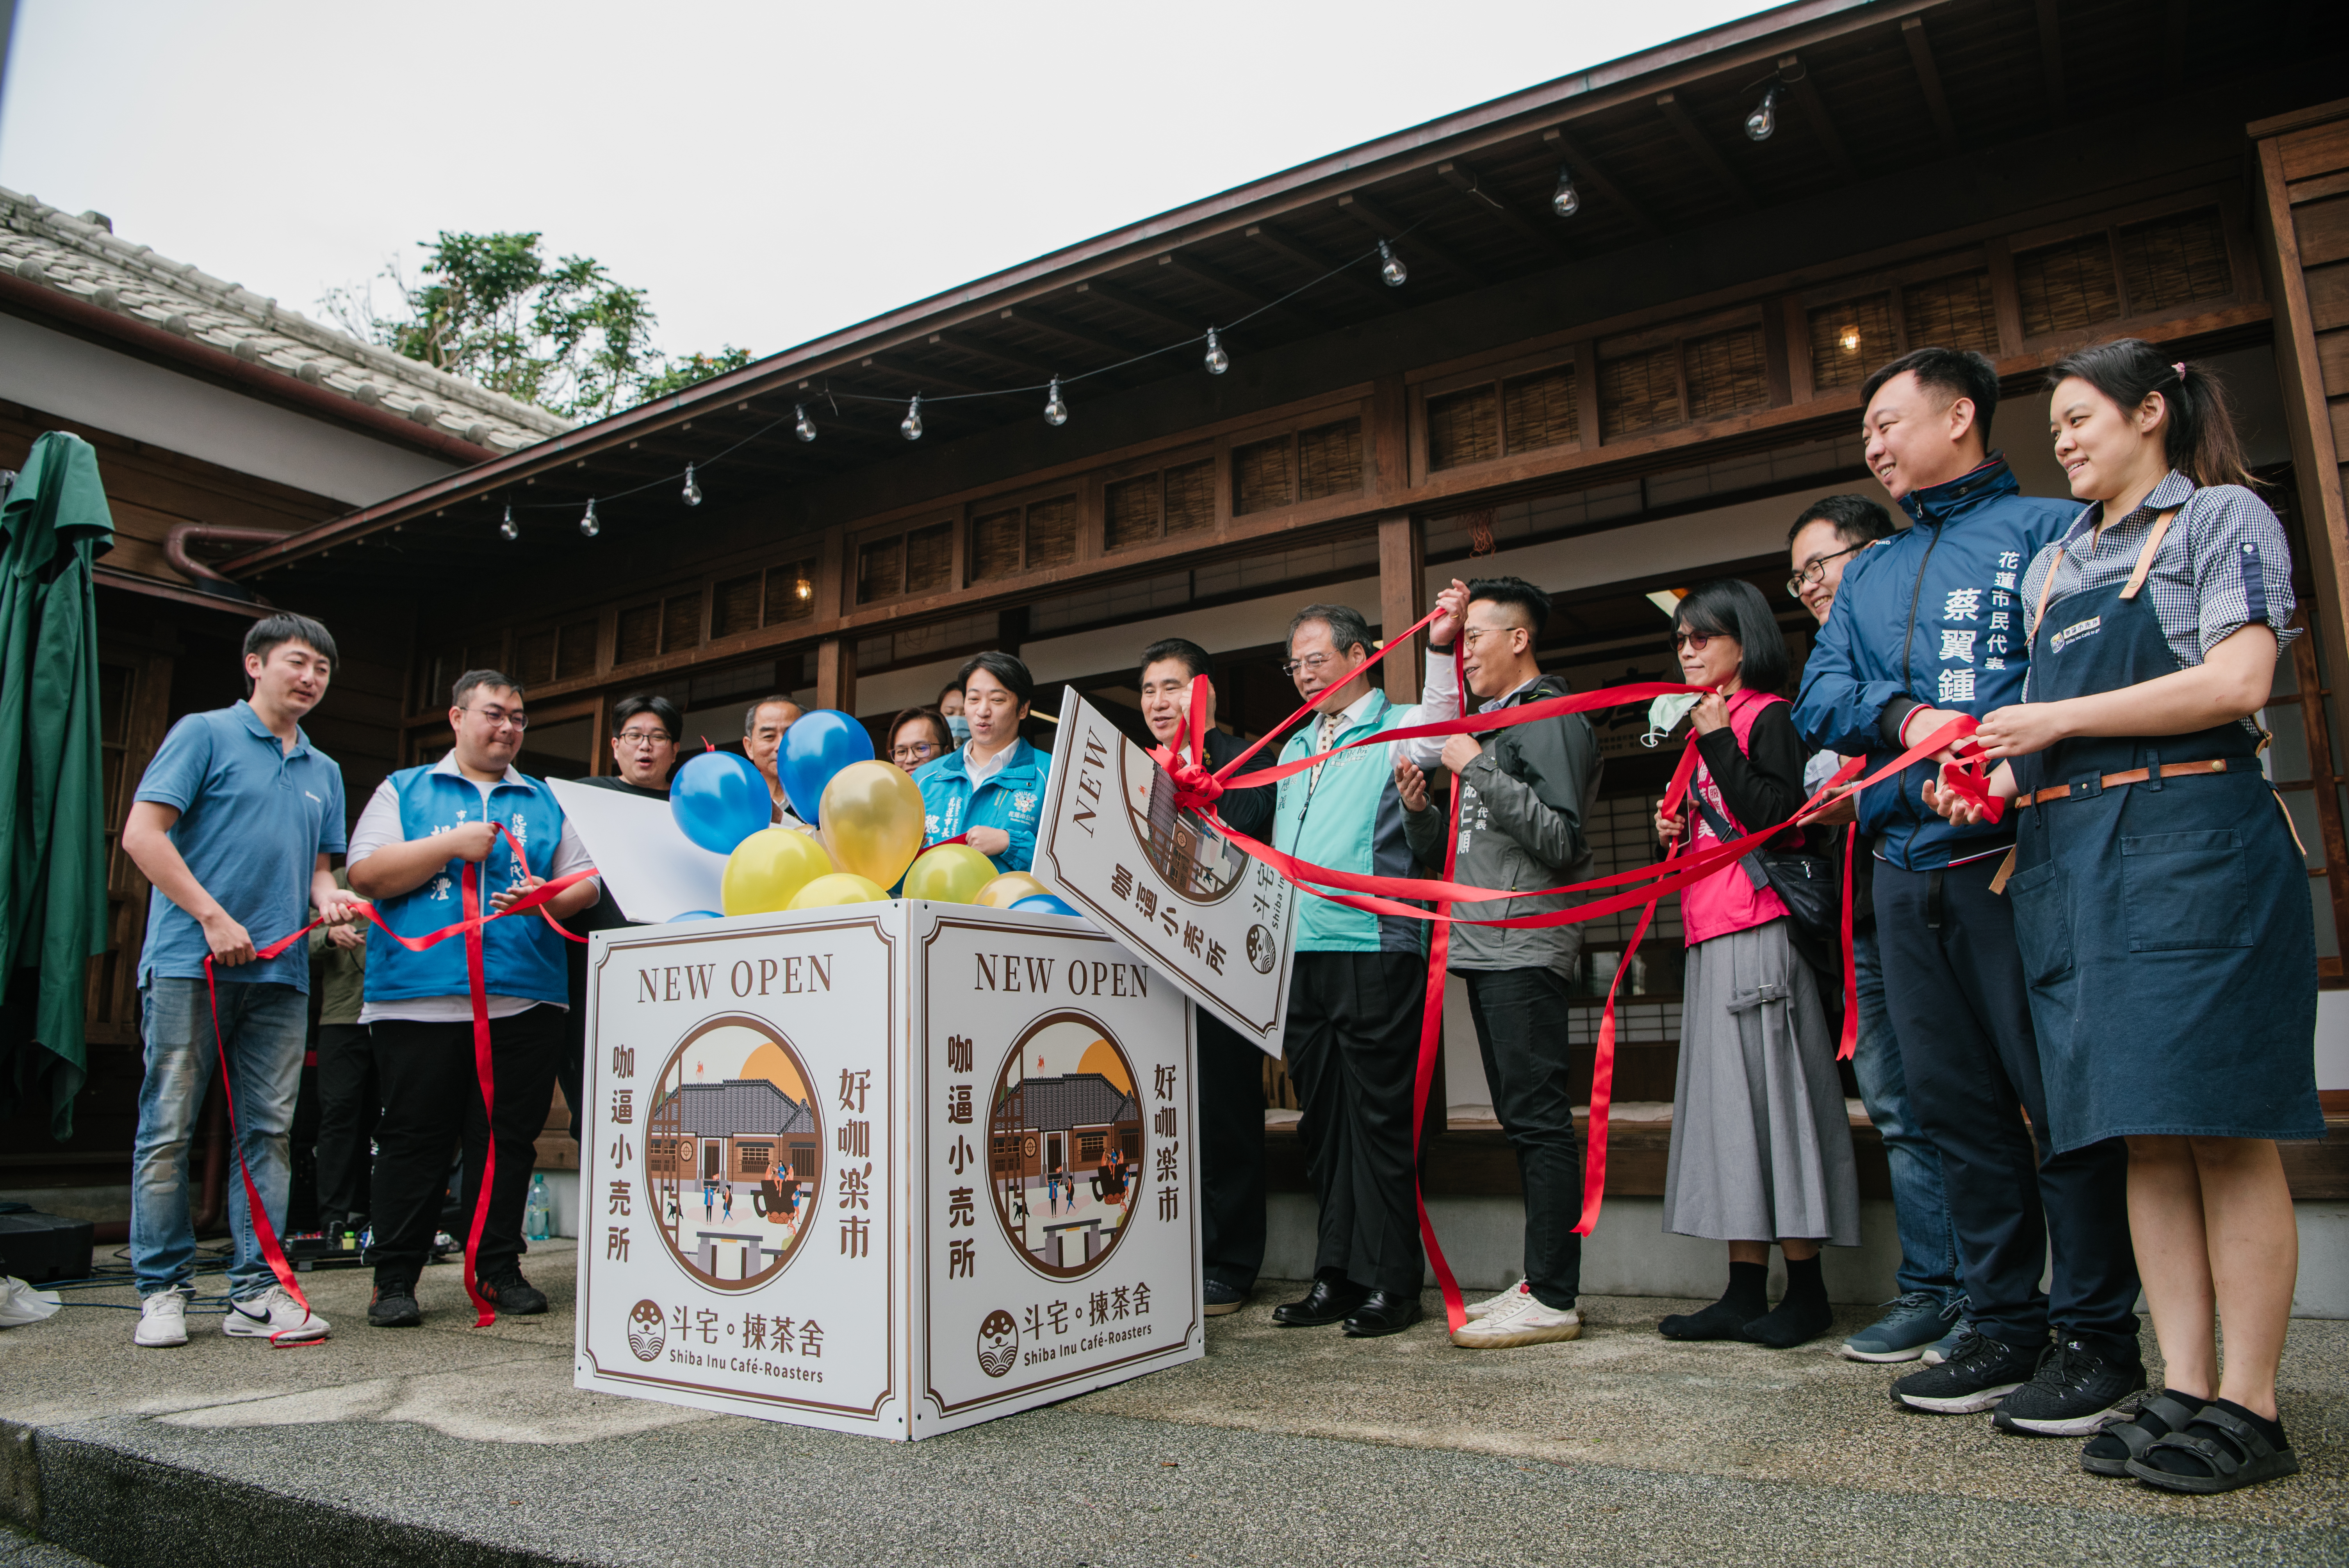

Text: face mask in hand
xmin=1642 ymin=691 xmax=1702 ymax=748
xmin=947 ymin=715 xmax=971 ymax=745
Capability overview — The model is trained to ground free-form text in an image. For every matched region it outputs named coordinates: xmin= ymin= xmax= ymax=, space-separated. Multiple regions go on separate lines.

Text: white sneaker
xmin=221 ymin=1283 xmax=330 ymax=1343
xmin=1451 ymin=1288 xmax=1583 ymax=1349
xmin=134 ymin=1290 xmax=189 ymax=1348
xmin=1464 ymin=1279 xmax=1529 ymax=1321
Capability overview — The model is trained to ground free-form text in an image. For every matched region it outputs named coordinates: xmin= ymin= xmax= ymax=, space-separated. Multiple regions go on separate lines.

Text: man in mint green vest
xmin=1267 ymin=583 xmax=1465 ymax=1339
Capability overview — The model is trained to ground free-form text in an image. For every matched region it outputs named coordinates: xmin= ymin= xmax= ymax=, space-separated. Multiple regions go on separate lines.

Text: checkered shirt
xmin=2019 ymin=473 xmax=2297 ymax=731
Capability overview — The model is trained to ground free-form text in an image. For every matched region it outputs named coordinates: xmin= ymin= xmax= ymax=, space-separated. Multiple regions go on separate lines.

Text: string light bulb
xmin=901 ymin=394 xmax=923 ymax=441
xmin=681 ymin=463 xmax=702 ymax=506
xmin=1203 ymin=328 xmax=1228 ymax=375
xmin=1551 ymin=166 xmax=1581 ymax=218
xmin=1378 ymin=239 xmax=1408 ymax=287
xmin=499 ymin=504 xmax=518 ymax=542
xmin=1744 ymin=83 xmax=1781 ymax=142
xmin=579 ymin=499 xmax=599 ymax=538
xmin=794 ymin=576 xmax=813 ymax=601
xmin=1044 ymin=378 xmax=1068 ymax=426
xmin=794 ymin=403 xmax=817 ymax=442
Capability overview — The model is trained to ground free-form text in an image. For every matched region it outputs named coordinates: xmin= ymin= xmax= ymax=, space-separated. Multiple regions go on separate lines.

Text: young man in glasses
xmin=346 ymin=670 xmax=602 ymax=1327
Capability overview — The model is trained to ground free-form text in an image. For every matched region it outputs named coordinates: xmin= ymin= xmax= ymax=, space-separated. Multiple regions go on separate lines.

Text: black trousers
xmin=1284 ymin=951 xmax=1425 ymax=1294
xmin=1463 ymin=967 xmax=1583 ymax=1310
xmin=313 ymin=1023 xmax=378 ymax=1229
xmin=1197 ymin=1011 xmax=1267 ymax=1291
xmin=1874 ymin=856 xmax=2138 ymax=1352
xmin=367 ymin=1006 xmax=561 ymax=1284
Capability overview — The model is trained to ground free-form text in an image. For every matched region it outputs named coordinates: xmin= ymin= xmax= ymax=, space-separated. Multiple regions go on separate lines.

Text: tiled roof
xmin=660 ymin=1078 xmax=816 ymax=1139
xmin=0 ymin=185 xmax=569 ymax=453
xmin=993 ymin=1073 xmax=1137 ymax=1136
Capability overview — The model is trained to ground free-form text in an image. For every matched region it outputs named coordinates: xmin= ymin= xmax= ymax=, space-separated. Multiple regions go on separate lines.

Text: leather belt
xmin=2014 ymin=757 xmax=2232 ymax=809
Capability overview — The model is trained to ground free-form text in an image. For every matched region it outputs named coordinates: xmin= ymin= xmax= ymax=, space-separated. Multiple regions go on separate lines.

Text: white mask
xmin=1642 ymin=691 xmax=1702 ymax=748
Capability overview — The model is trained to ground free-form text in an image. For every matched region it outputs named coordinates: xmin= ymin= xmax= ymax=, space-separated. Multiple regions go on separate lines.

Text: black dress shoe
xmin=1271 ymin=1276 xmax=1367 ymax=1327
xmin=1342 ymin=1290 xmax=1424 ymax=1338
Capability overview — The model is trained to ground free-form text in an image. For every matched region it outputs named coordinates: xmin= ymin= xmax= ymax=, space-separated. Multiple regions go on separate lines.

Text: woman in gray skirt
xmin=1654 ymin=579 xmax=1859 ymax=1348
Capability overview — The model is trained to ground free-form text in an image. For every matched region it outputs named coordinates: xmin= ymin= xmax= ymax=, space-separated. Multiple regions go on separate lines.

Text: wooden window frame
xmin=849 ymin=510 xmax=964 ymax=609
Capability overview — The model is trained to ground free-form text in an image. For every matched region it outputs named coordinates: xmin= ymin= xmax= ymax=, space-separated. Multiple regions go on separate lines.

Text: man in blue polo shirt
xmin=122 ymin=612 xmax=359 ymax=1348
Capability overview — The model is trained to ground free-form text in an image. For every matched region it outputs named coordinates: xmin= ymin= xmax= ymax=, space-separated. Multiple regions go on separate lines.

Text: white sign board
xmin=545 ymin=779 xmax=727 ymax=923
xmin=1032 ymin=688 xmax=1296 ymax=1057
xmin=574 ymin=899 xmax=1201 ymax=1439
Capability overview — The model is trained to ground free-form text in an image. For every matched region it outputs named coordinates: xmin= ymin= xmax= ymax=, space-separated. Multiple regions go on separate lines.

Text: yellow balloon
xmin=819 ymin=760 xmax=928 ymax=889
xmin=903 ymin=843 xmax=998 ymax=904
xmin=721 ymin=828 xmax=835 ymax=916
xmin=786 ymin=871 xmax=889 ymax=909
xmin=973 ymin=871 xmax=1052 ymax=909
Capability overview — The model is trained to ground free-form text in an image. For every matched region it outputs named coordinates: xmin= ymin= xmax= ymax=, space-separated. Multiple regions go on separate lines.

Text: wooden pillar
xmin=1378 ymin=513 xmax=1426 ymax=704
xmin=816 ymin=636 xmax=857 ymax=716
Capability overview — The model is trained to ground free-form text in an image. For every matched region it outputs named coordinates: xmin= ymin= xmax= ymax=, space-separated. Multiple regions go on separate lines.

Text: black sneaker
xmin=481 ymin=1269 xmax=548 ymax=1315
xmin=1992 ymin=1337 xmax=2148 ymax=1438
xmin=1203 ymin=1280 xmax=1248 ymax=1317
xmin=368 ymin=1281 xmax=422 ymax=1328
xmin=1889 ymin=1330 xmax=2039 ymax=1414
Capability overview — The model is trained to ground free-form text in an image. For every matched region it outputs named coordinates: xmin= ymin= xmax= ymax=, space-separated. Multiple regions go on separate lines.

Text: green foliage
xmin=325 ymin=232 xmax=749 ymax=421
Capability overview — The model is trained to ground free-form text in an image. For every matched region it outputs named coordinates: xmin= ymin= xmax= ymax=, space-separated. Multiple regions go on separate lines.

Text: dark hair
xmin=2045 ymin=339 xmax=2256 ymax=491
xmin=742 ymin=694 xmax=799 ymax=736
xmin=610 ymin=694 xmax=681 ymax=742
xmin=1139 ymin=637 xmax=1215 ymax=684
xmin=1467 ymin=576 xmax=1551 ymax=637
xmin=889 ymin=706 xmax=953 ymax=755
xmin=451 ymin=668 xmax=522 ymax=709
xmin=1860 ymin=346 xmax=2000 ymax=456
xmin=936 ymin=679 xmax=963 ymax=706
xmin=1287 ymin=603 xmax=1374 ymax=660
xmin=954 ymin=650 xmax=1035 ymax=708
xmin=1672 ymin=579 xmax=1789 ymax=695
xmin=242 ymin=613 xmax=337 ymax=696
xmin=1788 ymin=493 xmax=1896 ymax=549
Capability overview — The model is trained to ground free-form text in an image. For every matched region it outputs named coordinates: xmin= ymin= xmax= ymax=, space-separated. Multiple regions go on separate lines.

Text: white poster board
xmin=1032 ymin=687 xmax=1296 ymax=1057
xmin=545 ymin=779 xmax=727 ymax=923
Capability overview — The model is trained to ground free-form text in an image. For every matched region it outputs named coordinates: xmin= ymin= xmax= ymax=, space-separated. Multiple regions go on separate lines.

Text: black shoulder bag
xmin=1687 ymin=786 xmax=1843 ymax=988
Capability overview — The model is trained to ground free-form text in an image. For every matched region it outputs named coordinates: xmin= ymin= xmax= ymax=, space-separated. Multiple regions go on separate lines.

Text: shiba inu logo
xmin=976 ymin=1308 xmax=1020 ymax=1377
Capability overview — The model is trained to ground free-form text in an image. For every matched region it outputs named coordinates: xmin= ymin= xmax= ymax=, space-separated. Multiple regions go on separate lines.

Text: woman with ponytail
xmin=1927 ymin=339 xmax=2321 ymax=1492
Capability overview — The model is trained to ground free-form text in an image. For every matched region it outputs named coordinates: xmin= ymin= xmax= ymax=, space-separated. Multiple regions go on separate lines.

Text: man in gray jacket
xmin=1397 ymin=576 xmax=1601 ymax=1350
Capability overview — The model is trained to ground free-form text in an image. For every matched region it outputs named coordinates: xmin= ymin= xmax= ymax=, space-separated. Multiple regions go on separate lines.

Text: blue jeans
xmin=1850 ymin=930 xmax=1962 ymax=1303
xmin=132 ymin=978 xmax=307 ymax=1301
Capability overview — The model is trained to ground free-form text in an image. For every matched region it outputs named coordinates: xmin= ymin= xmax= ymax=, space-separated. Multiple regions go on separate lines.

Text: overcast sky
xmin=0 ymin=1 xmax=1774 ymax=367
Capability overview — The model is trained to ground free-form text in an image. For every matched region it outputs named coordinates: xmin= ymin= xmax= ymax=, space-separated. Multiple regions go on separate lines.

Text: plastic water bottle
xmin=525 ymin=1175 xmax=551 ymax=1241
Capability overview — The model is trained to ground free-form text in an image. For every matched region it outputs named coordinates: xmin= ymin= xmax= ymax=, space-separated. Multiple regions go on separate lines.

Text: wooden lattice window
xmin=2118 ymin=207 xmax=2231 ymax=315
xmin=1297 ymin=418 xmax=1363 ymax=501
xmin=712 ymin=574 xmax=763 ymax=639
xmin=1105 ymin=458 xmax=1217 ymax=551
xmin=1904 ymin=268 xmax=2000 ymax=356
xmin=904 ymin=521 xmax=955 ymax=594
xmin=427 ymin=644 xmax=494 ymax=706
xmin=737 ymin=1142 xmax=772 ymax=1176
xmin=1427 ymin=386 xmax=1499 ymax=470
xmin=856 ymin=535 xmax=905 ymax=604
xmin=1502 ymin=367 xmax=1577 ymax=454
xmin=1234 ymin=438 xmax=1293 ymax=515
xmin=516 ymin=628 xmax=558 ymax=687
xmin=659 ymin=594 xmax=700 ymax=654
xmin=1027 ymin=498 xmax=1078 ymax=571
xmin=556 ymin=619 xmax=598 ymax=680
xmin=1165 ymin=460 xmax=1214 ymax=535
xmin=971 ymin=509 xmax=1021 ymax=581
xmin=1808 ymin=294 xmax=1894 ymax=390
xmin=2016 ymin=238 xmax=2119 ymax=339
xmin=767 ymin=559 xmax=816 ymax=622
xmin=615 ymin=604 xmax=661 ymax=665
xmin=970 ymin=496 xmax=1080 ymax=580
xmin=1600 ymin=348 xmax=1681 ymax=440
xmin=1684 ymin=327 xmax=1768 ymax=421
xmin=1106 ymin=475 xmax=1161 ymax=550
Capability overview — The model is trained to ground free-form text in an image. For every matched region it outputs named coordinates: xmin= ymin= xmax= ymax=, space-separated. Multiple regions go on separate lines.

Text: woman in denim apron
xmin=1930 ymin=339 xmax=2322 ymax=1493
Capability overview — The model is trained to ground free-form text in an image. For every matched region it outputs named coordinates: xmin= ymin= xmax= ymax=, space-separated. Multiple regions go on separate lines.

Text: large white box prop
xmin=573 ymin=900 xmax=1202 ymax=1439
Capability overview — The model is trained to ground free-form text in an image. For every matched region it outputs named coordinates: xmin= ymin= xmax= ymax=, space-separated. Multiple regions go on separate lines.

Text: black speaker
xmin=0 ymin=1209 xmax=95 ymax=1283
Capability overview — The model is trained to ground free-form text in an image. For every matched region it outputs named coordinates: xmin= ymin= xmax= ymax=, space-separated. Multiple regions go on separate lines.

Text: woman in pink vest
xmin=1654 ymin=579 xmax=1860 ymax=1348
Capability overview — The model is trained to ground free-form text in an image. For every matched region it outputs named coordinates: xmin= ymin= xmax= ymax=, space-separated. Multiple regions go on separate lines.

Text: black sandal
xmin=2126 ymin=1406 xmax=2301 ymax=1494
xmin=2079 ymin=1392 xmax=2196 ymax=1477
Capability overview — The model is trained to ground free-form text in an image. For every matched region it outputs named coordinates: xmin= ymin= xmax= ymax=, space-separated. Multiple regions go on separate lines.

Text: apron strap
xmin=2118 ymin=508 xmax=2180 ymax=601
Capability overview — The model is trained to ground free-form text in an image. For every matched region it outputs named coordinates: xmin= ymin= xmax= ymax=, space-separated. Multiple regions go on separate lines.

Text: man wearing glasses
xmin=347 ymin=670 xmax=602 ymax=1327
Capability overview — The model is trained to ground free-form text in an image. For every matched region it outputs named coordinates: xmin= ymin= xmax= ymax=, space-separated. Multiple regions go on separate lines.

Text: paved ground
xmin=4 ymin=1242 xmax=2343 ymax=1566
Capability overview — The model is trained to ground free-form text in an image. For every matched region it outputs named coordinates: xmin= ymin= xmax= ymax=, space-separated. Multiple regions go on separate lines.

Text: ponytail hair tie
xmin=2172 ymin=361 xmax=2188 ymax=380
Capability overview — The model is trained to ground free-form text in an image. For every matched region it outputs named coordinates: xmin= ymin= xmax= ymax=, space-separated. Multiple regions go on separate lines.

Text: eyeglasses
xmin=1787 ymin=543 xmax=1861 ymax=598
xmin=465 ymin=705 xmax=528 ymax=730
xmin=1673 ymin=631 xmax=1718 ymax=651
xmin=616 ymin=728 xmax=671 ymax=747
xmin=1280 ymin=652 xmax=1348 ymax=678
xmin=891 ymin=741 xmax=942 ymax=764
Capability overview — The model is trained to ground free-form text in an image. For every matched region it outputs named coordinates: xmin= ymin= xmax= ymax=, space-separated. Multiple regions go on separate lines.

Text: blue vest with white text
xmin=363 ymin=766 xmax=570 ymax=1005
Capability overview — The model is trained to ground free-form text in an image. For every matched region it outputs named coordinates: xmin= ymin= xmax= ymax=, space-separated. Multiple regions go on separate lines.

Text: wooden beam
xmin=1433 ymin=161 xmax=1568 ymax=257
xmin=2035 ymin=0 xmax=2065 ymax=120
xmin=1245 ymin=223 xmax=1396 ymax=307
xmin=1541 ymin=127 xmax=1664 ymax=240
xmin=1337 ymin=192 xmax=1490 ymax=287
xmin=926 ymin=329 xmax=1062 ymax=382
xmin=1900 ymin=16 xmax=1960 ymax=153
xmin=1378 ymin=514 xmax=1426 ymax=704
xmin=1777 ymin=53 xmax=1857 ymax=184
xmin=816 ymin=635 xmax=855 ymax=713
xmin=1157 ymin=253 xmax=1326 ymax=330
xmin=995 ymin=306 xmax=1150 ymax=363
xmin=1076 ymin=278 xmax=1204 ymax=338
xmin=855 ymin=352 xmax=995 ymax=398
xmin=1654 ymin=90 xmax=1758 ymax=214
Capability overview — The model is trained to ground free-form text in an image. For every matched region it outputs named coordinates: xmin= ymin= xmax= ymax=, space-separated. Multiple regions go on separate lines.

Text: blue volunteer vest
xmin=363 ymin=765 xmax=570 ymax=1005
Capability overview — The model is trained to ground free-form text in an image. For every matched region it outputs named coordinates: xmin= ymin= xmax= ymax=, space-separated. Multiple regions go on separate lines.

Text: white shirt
xmin=962 ymin=739 xmax=1016 ymax=787
xmin=348 ymin=754 xmax=597 ymax=1025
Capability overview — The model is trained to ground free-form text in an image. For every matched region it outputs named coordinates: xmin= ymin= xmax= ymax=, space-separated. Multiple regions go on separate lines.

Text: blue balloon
xmin=674 ymin=910 xmax=725 ymax=922
xmin=669 ymin=749 xmax=771 ymax=855
xmin=777 ymin=709 xmax=875 ymax=823
xmin=1011 ymin=894 xmax=1082 ymax=918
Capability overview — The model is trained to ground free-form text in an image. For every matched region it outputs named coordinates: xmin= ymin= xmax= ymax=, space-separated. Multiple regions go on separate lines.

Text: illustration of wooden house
xmin=647 ymin=1078 xmax=819 ymax=1190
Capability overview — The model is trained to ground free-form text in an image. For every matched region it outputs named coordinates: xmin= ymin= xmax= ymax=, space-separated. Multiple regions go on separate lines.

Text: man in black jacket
xmin=1396 ymin=577 xmax=1602 ymax=1349
xmin=1137 ymin=638 xmax=1277 ymax=1314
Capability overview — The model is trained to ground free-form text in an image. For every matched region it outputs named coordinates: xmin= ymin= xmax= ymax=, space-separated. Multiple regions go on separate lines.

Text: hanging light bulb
xmin=1744 ymin=83 xmax=1781 ymax=142
xmin=900 ymin=394 xmax=923 ymax=441
xmin=499 ymin=504 xmax=518 ymax=542
xmin=1378 ymin=239 xmax=1408 ymax=288
xmin=1551 ymin=166 xmax=1581 ymax=218
xmin=794 ymin=403 xmax=817 ymax=442
xmin=1203 ymin=328 xmax=1228 ymax=375
xmin=681 ymin=463 xmax=703 ymax=506
xmin=794 ymin=576 xmax=813 ymax=601
xmin=579 ymin=499 xmax=599 ymax=538
xmin=1044 ymin=378 xmax=1068 ymax=426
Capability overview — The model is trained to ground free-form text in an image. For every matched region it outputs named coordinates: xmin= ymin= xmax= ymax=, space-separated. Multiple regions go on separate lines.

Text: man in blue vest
xmin=347 ymin=669 xmax=601 ymax=1327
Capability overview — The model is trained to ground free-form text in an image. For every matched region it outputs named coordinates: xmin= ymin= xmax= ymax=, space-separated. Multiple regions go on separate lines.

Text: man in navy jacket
xmin=1794 ymin=348 xmax=2141 ymax=1434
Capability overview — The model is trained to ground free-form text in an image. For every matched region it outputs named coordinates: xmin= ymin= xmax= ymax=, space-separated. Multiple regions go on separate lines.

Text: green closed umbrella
xmin=0 ymin=431 xmax=115 ymax=1138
